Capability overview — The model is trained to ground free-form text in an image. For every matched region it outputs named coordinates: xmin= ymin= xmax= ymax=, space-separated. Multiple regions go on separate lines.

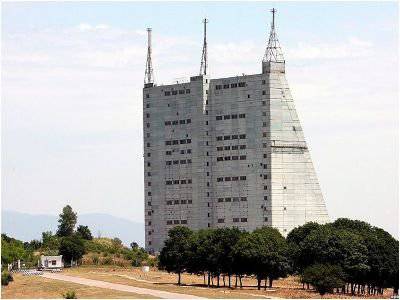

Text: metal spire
xmin=144 ymin=28 xmax=154 ymax=84
xmin=200 ymin=18 xmax=208 ymax=75
xmin=263 ymin=8 xmax=285 ymax=63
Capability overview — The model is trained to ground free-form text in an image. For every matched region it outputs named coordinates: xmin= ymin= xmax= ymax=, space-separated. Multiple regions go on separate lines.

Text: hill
xmin=1 ymin=210 xmax=144 ymax=246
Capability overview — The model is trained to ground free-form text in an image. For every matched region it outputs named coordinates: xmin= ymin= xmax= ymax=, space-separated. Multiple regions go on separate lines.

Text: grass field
xmin=2 ymin=266 xmax=393 ymax=299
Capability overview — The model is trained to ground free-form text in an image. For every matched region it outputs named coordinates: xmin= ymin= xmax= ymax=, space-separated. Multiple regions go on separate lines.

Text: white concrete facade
xmin=143 ymin=60 xmax=329 ymax=253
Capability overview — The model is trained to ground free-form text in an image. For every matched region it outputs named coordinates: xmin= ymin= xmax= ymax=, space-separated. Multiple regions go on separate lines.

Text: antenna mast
xmin=144 ymin=28 xmax=154 ymax=84
xmin=263 ymin=8 xmax=285 ymax=63
xmin=200 ymin=18 xmax=208 ymax=75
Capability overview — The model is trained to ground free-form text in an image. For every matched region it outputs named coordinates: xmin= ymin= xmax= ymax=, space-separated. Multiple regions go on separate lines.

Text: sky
xmin=1 ymin=2 xmax=398 ymax=237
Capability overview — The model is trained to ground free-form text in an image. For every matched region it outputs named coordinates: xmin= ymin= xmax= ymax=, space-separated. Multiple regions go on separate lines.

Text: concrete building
xmin=38 ymin=255 xmax=63 ymax=269
xmin=143 ymin=11 xmax=329 ymax=253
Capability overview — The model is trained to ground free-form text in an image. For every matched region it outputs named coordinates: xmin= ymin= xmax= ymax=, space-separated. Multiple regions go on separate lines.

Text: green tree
xmin=158 ymin=226 xmax=193 ymax=285
xmin=57 ymin=205 xmax=77 ymax=237
xmin=76 ymin=225 xmax=93 ymax=240
xmin=58 ymin=235 xmax=85 ymax=264
xmin=130 ymin=242 xmax=139 ymax=249
xmin=302 ymin=264 xmax=345 ymax=296
xmin=42 ymin=231 xmax=60 ymax=250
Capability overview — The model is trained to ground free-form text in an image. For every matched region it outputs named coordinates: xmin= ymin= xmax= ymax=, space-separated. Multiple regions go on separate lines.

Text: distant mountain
xmin=1 ymin=210 xmax=144 ymax=246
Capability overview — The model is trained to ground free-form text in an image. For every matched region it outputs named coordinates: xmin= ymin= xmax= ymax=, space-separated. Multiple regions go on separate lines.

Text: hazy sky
xmin=2 ymin=2 xmax=398 ymax=237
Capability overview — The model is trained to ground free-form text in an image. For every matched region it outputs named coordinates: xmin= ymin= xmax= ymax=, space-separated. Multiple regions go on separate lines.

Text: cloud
xmin=76 ymin=23 xmax=110 ymax=32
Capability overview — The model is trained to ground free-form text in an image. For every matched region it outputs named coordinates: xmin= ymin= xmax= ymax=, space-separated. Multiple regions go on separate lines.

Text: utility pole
xmin=200 ymin=18 xmax=208 ymax=75
xmin=144 ymin=28 xmax=154 ymax=84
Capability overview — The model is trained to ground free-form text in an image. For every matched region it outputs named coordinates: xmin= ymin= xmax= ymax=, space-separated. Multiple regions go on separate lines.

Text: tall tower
xmin=262 ymin=9 xmax=329 ymax=233
xmin=142 ymin=12 xmax=329 ymax=253
xmin=199 ymin=18 xmax=208 ymax=75
xmin=144 ymin=28 xmax=154 ymax=86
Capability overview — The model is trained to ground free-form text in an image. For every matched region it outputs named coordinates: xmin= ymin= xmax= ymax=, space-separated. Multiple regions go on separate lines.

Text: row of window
xmin=166 ymin=149 xmax=191 ymax=155
xmin=165 ymin=139 xmax=192 ymax=145
xmin=216 ymin=114 xmax=246 ymax=120
xmin=215 ymin=82 xmax=246 ymax=90
xmin=166 ymin=199 xmax=193 ymax=205
xmin=218 ymin=218 xmax=247 ymax=223
xmin=217 ymin=155 xmax=247 ymax=161
xmin=164 ymin=119 xmax=191 ymax=126
xmin=166 ymin=220 xmax=188 ymax=225
xmin=165 ymin=179 xmax=193 ymax=185
xmin=166 ymin=159 xmax=192 ymax=165
xmin=217 ymin=145 xmax=246 ymax=151
xmin=217 ymin=176 xmax=246 ymax=182
xmin=216 ymin=134 xmax=246 ymax=141
xmin=164 ymin=89 xmax=191 ymax=96
xmin=218 ymin=197 xmax=247 ymax=202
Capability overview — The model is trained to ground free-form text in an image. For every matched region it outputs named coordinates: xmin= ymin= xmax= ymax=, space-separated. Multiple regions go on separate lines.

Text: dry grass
xmin=1 ymin=273 xmax=155 ymax=299
xmin=63 ymin=266 xmax=393 ymax=299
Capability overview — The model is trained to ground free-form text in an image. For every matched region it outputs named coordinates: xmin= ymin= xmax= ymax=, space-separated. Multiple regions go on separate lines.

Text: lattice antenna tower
xmin=263 ymin=8 xmax=285 ymax=63
xmin=144 ymin=28 xmax=154 ymax=84
xmin=199 ymin=18 xmax=208 ymax=75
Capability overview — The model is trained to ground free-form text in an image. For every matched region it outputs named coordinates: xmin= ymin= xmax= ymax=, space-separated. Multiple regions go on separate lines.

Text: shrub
xmin=62 ymin=290 xmax=77 ymax=299
xmin=302 ymin=264 xmax=345 ymax=295
xmin=1 ymin=271 xmax=13 ymax=286
xmin=102 ymin=257 xmax=113 ymax=265
xmin=92 ymin=255 xmax=99 ymax=265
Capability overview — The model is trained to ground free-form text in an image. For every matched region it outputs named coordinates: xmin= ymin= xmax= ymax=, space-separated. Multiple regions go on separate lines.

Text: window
xmin=188 ymin=179 xmax=192 ymax=184
xmin=165 ymin=91 xmax=171 ymax=96
xmin=223 ymin=84 xmax=229 ymax=89
xmin=264 ymin=196 xmax=268 ymax=200
xmin=225 ymin=197 xmax=231 ymax=202
xmin=217 ymin=177 xmax=223 ymax=182
xmin=187 ymin=139 xmax=192 ymax=144
xmin=232 ymin=135 xmax=238 ymax=140
xmin=148 ymin=192 xmax=152 ymax=196
xmin=146 ymin=113 xmax=150 ymax=118
xmin=233 ymin=218 xmax=239 ymax=223
xmin=224 ymin=115 xmax=231 ymax=120
xmin=263 ymin=132 xmax=267 ymax=137
xmin=224 ymin=146 xmax=230 ymax=150
xmin=240 ymin=155 xmax=246 ymax=160
xmin=181 ymin=220 xmax=187 ymax=224
xmin=146 ymin=123 xmax=150 ymax=128
xmin=264 ymin=217 xmax=269 ymax=222
xmin=174 ymin=200 xmax=179 ymax=204
xmin=147 ymin=143 xmax=150 ymax=147
xmin=233 ymin=197 xmax=239 ymax=202
xmin=262 ymin=90 xmax=266 ymax=95
xmin=181 ymin=180 xmax=186 ymax=184
xmin=217 ymin=146 xmax=223 ymax=151
xmin=217 ymin=157 xmax=223 ymax=161
xmin=263 ymin=154 xmax=267 ymax=158
xmin=232 ymin=156 xmax=238 ymax=160
xmin=166 ymin=200 xmax=172 ymax=205
xmin=147 ymin=162 xmax=151 ymax=167
xmin=167 ymin=220 xmax=173 ymax=225
xmin=218 ymin=218 xmax=225 ymax=223
xmin=172 ymin=90 xmax=178 ymax=95
xmin=180 ymin=160 xmax=186 ymax=164
xmin=187 ymin=119 xmax=191 ymax=123
xmin=262 ymin=79 xmax=266 ymax=85
xmin=224 ymin=156 xmax=231 ymax=161
xmin=241 ymin=218 xmax=248 ymax=222
xmin=174 ymin=180 xmax=179 ymax=184
xmin=247 ymin=95 xmax=250 ymax=98
xmin=217 ymin=136 xmax=223 ymax=141
xmin=239 ymin=134 xmax=246 ymax=139
xmin=186 ymin=89 xmax=191 ymax=94
xmin=180 ymin=139 xmax=187 ymax=144
xmin=232 ymin=176 xmax=239 ymax=181
xmin=188 ymin=200 xmax=192 ymax=204
xmin=240 ymin=145 xmax=246 ymax=149
xmin=165 ymin=121 xmax=171 ymax=125
xmin=239 ymin=114 xmax=246 ymax=118
xmin=173 ymin=160 xmax=179 ymax=165
xmin=52 ymin=260 xmax=57 ymax=266
xmin=181 ymin=200 xmax=187 ymax=204
xmin=187 ymin=159 xmax=192 ymax=164
xmin=147 ymin=153 xmax=151 ymax=157
xmin=264 ymin=186 xmax=268 ymax=190
xmin=231 ymin=83 xmax=238 ymax=88
xmin=174 ymin=220 xmax=180 ymax=224
xmin=263 ymin=143 xmax=267 ymax=148
xmin=180 ymin=120 xmax=186 ymax=124
xmin=238 ymin=82 xmax=246 ymax=87
xmin=240 ymin=176 xmax=246 ymax=180
xmin=262 ymin=101 xmax=266 ymax=106
xmin=179 ymin=90 xmax=185 ymax=94
xmin=187 ymin=149 xmax=192 ymax=154
xmin=165 ymin=141 xmax=171 ymax=145
xmin=264 ymin=164 xmax=267 ymax=169
xmin=241 ymin=197 xmax=247 ymax=201
xmin=232 ymin=145 xmax=238 ymax=150
xmin=231 ymin=114 xmax=238 ymax=119
xmin=218 ymin=198 xmax=224 ymax=202
xmin=224 ymin=135 xmax=231 ymax=140
xmin=166 ymin=161 xmax=172 ymax=166
xmin=216 ymin=85 xmax=222 ymax=90
xmin=180 ymin=150 xmax=185 ymax=154
xmin=216 ymin=116 xmax=222 ymax=120
xmin=263 ymin=122 xmax=267 ymax=127
xmin=146 ymin=104 xmax=150 ymax=108
xmin=225 ymin=177 xmax=231 ymax=181
xmin=264 ymin=175 xmax=268 ymax=179
xmin=166 ymin=151 xmax=172 ymax=155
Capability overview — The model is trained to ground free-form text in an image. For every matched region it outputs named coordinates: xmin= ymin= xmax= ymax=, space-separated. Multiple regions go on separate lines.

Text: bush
xmin=62 ymin=290 xmax=77 ymax=299
xmin=302 ymin=264 xmax=345 ymax=295
xmin=102 ymin=257 xmax=113 ymax=265
xmin=92 ymin=255 xmax=99 ymax=265
xmin=1 ymin=271 xmax=13 ymax=286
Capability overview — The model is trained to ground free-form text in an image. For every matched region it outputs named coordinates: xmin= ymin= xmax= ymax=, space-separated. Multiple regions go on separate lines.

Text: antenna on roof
xmin=199 ymin=18 xmax=208 ymax=76
xmin=144 ymin=28 xmax=154 ymax=84
xmin=263 ymin=8 xmax=285 ymax=63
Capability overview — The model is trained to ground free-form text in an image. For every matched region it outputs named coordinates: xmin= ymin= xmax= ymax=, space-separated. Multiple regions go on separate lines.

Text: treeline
xmin=158 ymin=218 xmax=399 ymax=296
xmin=1 ymin=205 xmax=152 ymax=269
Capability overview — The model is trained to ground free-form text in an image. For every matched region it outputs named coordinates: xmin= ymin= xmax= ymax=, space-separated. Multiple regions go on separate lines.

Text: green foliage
xmin=57 ymin=205 xmax=77 ymax=237
xmin=1 ymin=234 xmax=26 ymax=264
xmin=62 ymin=290 xmax=77 ymax=299
xmin=302 ymin=264 xmax=345 ymax=295
xmin=42 ymin=231 xmax=60 ymax=250
xmin=76 ymin=225 xmax=93 ymax=240
xmin=58 ymin=235 xmax=85 ymax=263
xmin=1 ymin=271 xmax=13 ymax=286
xmin=158 ymin=226 xmax=193 ymax=285
xmin=130 ymin=242 xmax=139 ymax=249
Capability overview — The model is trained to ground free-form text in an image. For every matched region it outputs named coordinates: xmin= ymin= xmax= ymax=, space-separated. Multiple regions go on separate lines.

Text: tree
xmin=57 ymin=205 xmax=77 ymax=237
xmin=302 ymin=264 xmax=345 ymax=296
xmin=76 ymin=225 xmax=93 ymax=240
xmin=42 ymin=231 xmax=60 ymax=250
xmin=58 ymin=236 xmax=85 ymax=264
xmin=130 ymin=242 xmax=139 ymax=249
xmin=158 ymin=226 xmax=193 ymax=285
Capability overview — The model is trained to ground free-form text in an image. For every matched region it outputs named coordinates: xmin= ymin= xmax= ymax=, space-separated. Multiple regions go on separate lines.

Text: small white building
xmin=39 ymin=255 xmax=63 ymax=269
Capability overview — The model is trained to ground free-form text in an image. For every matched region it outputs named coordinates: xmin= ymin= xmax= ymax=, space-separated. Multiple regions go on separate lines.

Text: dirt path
xmin=41 ymin=273 xmax=205 ymax=299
